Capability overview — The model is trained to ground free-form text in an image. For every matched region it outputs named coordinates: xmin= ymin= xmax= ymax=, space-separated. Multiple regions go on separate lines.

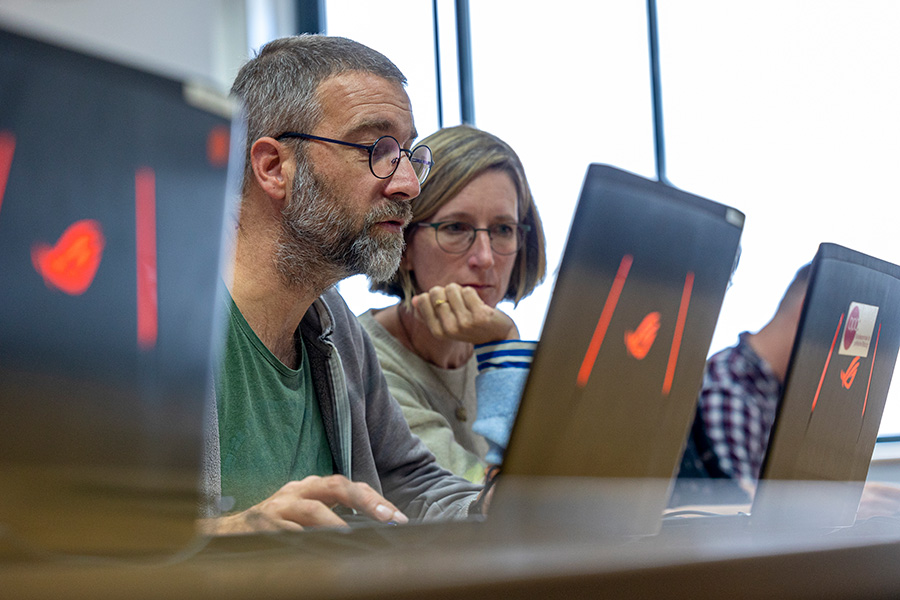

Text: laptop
xmin=0 ymin=27 xmax=238 ymax=556
xmin=489 ymin=164 xmax=745 ymax=537
xmin=748 ymin=243 xmax=900 ymax=529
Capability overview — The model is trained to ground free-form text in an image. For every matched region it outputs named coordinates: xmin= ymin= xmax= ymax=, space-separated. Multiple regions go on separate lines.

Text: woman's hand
xmin=410 ymin=283 xmax=518 ymax=345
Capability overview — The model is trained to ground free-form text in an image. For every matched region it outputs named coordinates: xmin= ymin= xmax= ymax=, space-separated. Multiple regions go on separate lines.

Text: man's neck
xmin=745 ymin=298 xmax=804 ymax=384
xmin=229 ymin=230 xmax=333 ymax=369
xmin=745 ymin=323 xmax=794 ymax=383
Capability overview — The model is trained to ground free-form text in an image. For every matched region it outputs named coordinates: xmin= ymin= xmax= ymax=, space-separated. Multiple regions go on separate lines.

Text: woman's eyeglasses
xmin=417 ymin=221 xmax=530 ymax=255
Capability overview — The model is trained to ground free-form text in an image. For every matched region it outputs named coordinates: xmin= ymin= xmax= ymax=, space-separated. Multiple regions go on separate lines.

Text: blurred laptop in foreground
xmin=0 ymin=26 xmax=239 ymax=556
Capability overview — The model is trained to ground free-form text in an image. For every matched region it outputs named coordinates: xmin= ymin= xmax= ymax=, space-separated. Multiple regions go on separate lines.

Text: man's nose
xmin=383 ymin=154 xmax=421 ymax=199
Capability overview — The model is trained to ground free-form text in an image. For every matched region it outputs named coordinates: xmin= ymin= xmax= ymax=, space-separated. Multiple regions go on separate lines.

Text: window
xmin=657 ymin=1 xmax=900 ymax=435
xmin=325 ymin=0 xmax=900 ymax=436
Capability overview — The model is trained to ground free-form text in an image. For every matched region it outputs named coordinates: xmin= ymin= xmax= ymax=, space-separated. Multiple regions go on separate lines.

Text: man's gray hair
xmin=230 ymin=35 xmax=407 ymax=194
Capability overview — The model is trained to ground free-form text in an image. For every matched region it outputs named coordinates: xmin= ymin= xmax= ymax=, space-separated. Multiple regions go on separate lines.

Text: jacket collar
xmin=299 ymin=288 xmax=336 ymax=351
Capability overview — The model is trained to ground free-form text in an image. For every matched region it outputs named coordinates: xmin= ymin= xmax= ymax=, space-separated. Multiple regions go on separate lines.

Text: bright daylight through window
xmin=323 ymin=0 xmax=900 ymax=437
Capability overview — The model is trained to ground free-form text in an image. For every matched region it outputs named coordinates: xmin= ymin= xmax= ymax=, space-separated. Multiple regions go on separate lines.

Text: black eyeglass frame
xmin=274 ymin=132 xmax=433 ymax=184
xmin=416 ymin=221 xmax=532 ymax=256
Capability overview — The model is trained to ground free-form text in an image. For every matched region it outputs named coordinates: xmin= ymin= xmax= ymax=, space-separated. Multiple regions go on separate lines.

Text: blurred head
xmin=370 ymin=125 xmax=546 ymax=305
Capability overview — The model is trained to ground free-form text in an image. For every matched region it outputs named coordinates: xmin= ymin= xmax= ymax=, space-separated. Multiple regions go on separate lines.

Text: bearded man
xmin=201 ymin=35 xmax=482 ymax=534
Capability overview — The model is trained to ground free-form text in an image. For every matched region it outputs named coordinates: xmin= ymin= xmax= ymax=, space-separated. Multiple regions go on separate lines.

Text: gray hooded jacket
xmin=201 ymin=287 xmax=482 ymax=520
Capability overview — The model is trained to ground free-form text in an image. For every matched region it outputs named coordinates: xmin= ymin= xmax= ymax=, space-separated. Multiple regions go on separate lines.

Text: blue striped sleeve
xmin=474 ymin=340 xmax=537 ymax=373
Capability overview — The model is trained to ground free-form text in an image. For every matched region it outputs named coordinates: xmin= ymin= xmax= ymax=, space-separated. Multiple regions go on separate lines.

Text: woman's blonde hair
xmin=370 ymin=125 xmax=546 ymax=304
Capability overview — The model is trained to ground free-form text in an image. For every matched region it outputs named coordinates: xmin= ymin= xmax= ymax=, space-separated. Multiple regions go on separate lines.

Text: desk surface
xmin=4 ymin=478 xmax=900 ymax=600
xmin=4 ymin=509 xmax=900 ymax=600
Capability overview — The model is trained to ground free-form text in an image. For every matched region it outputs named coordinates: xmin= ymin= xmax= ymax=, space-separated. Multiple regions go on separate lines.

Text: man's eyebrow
xmin=347 ymin=119 xmax=392 ymax=134
xmin=346 ymin=119 xmax=417 ymax=145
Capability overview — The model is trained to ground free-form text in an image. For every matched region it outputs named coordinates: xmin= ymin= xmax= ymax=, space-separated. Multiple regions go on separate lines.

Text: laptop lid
xmin=0 ymin=27 xmax=238 ymax=556
xmin=492 ymin=164 xmax=744 ymax=535
xmin=751 ymin=243 xmax=900 ymax=529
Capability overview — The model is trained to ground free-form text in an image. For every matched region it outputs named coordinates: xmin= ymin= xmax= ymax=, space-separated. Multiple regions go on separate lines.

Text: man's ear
xmin=249 ymin=137 xmax=292 ymax=201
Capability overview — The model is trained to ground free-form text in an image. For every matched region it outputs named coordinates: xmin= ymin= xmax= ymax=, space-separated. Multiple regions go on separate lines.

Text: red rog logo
xmin=841 ymin=355 xmax=860 ymax=390
xmin=625 ymin=312 xmax=661 ymax=360
xmin=32 ymin=219 xmax=105 ymax=295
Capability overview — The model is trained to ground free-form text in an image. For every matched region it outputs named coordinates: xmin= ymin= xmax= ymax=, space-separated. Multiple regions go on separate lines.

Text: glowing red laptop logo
xmin=841 ymin=356 xmax=860 ymax=389
xmin=32 ymin=219 xmax=105 ymax=295
xmin=576 ymin=253 xmax=694 ymax=397
xmin=625 ymin=312 xmax=660 ymax=360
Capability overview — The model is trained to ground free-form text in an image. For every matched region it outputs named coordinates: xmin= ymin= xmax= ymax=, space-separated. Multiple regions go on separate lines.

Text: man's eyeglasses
xmin=417 ymin=221 xmax=531 ymax=256
xmin=275 ymin=132 xmax=433 ymax=184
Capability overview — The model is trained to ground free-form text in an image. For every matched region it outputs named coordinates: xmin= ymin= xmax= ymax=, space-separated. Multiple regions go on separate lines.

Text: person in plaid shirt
xmin=697 ymin=263 xmax=811 ymax=485
xmin=676 ymin=261 xmax=900 ymax=516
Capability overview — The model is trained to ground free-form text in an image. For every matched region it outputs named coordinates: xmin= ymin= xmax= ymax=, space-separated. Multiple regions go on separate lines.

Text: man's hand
xmin=411 ymin=283 xmax=518 ymax=345
xmin=199 ymin=475 xmax=409 ymax=535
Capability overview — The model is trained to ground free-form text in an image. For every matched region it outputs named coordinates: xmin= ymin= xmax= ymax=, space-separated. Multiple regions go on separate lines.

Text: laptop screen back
xmin=0 ymin=27 xmax=237 ymax=555
xmin=494 ymin=165 xmax=743 ymax=535
xmin=752 ymin=243 xmax=900 ymax=527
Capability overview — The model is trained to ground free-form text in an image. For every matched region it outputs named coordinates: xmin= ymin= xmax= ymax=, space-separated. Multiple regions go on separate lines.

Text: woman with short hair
xmin=361 ymin=125 xmax=547 ymax=482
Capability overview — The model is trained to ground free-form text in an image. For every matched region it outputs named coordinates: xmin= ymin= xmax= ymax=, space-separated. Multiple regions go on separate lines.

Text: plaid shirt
xmin=698 ymin=333 xmax=782 ymax=483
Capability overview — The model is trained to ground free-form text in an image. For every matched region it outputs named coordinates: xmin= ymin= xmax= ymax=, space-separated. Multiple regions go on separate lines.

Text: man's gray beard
xmin=274 ymin=160 xmax=411 ymax=290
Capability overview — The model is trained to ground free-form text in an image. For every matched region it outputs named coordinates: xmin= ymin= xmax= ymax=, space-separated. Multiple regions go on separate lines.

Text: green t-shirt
xmin=216 ymin=296 xmax=334 ymax=511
